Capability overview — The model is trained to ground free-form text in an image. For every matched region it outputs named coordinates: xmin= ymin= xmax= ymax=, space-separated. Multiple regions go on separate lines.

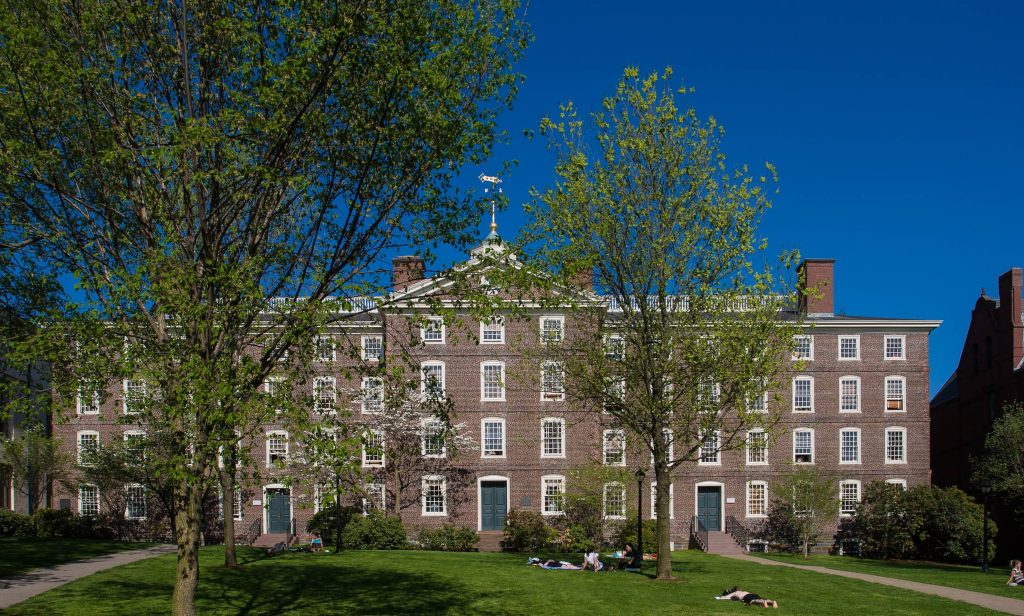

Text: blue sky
xmin=454 ymin=0 xmax=1024 ymax=395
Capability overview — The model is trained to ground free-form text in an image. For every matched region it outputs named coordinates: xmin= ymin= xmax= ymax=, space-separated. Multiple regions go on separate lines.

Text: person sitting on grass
xmin=1008 ymin=560 xmax=1024 ymax=586
xmin=310 ymin=532 xmax=324 ymax=553
xmin=715 ymin=587 xmax=779 ymax=608
xmin=619 ymin=543 xmax=641 ymax=571
xmin=581 ymin=546 xmax=605 ymax=572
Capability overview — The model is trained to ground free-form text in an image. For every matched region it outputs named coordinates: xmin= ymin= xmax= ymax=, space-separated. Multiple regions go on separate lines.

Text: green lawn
xmin=2 ymin=547 xmax=1011 ymax=615
xmin=0 ymin=537 xmax=158 ymax=578
xmin=752 ymin=552 xmax=1023 ymax=600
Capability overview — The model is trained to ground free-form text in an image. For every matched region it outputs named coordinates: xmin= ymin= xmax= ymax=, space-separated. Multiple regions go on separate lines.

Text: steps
xmin=252 ymin=533 xmax=289 ymax=549
xmin=477 ymin=531 xmax=504 ymax=552
xmin=705 ymin=531 xmax=745 ymax=556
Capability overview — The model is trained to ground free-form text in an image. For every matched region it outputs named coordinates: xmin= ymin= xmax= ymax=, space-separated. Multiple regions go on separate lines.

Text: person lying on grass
xmin=528 ymin=558 xmax=581 ymax=570
xmin=715 ymin=587 xmax=779 ymax=608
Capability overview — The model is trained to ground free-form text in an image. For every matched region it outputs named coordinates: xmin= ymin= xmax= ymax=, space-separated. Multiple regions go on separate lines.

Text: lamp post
xmin=981 ymin=485 xmax=991 ymax=572
xmin=635 ymin=467 xmax=646 ymax=565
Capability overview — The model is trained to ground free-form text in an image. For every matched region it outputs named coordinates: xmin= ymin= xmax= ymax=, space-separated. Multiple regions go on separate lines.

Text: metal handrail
xmin=725 ymin=515 xmax=749 ymax=551
xmin=244 ymin=517 xmax=261 ymax=546
xmin=691 ymin=516 xmax=709 ymax=552
xmin=287 ymin=517 xmax=296 ymax=546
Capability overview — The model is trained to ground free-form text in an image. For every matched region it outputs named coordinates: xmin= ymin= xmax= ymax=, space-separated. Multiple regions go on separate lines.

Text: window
xmin=746 ymin=429 xmax=767 ymax=465
xmin=540 ymin=316 xmax=564 ymax=344
xmin=422 ymin=475 xmax=447 ymax=515
xmin=603 ymin=482 xmax=626 ymax=519
xmin=748 ymin=385 xmax=768 ymax=413
xmin=650 ymin=482 xmax=674 ymax=519
xmin=792 ymin=377 xmax=813 ymax=412
xmin=362 ymin=430 xmax=385 ymax=468
xmin=886 ymin=479 xmax=908 ymax=490
xmin=481 ymin=317 xmax=504 ymax=344
xmin=661 ymin=429 xmax=674 ymax=464
xmin=125 ymin=484 xmax=147 ymax=519
xmin=793 ymin=428 xmax=814 ymax=464
xmin=885 ymin=335 xmax=906 ymax=360
xmin=77 ymin=386 xmax=100 ymax=415
xmin=840 ymin=428 xmax=860 ymax=464
xmin=231 ymin=488 xmax=244 ymax=519
xmin=699 ymin=430 xmax=720 ymax=464
xmin=361 ymin=377 xmax=383 ymax=413
xmin=793 ymin=335 xmax=813 ymax=361
xmin=313 ymin=376 xmax=336 ymax=414
xmin=698 ymin=378 xmax=721 ymax=405
xmin=123 ymin=379 xmax=145 ymax=414
xmin=314 ymin=335 xmax=335 ymax=362
xmin=746 ymin=481 xmax=768 ymax=518
xmin=482 ymin=418 xmax=505 ymax=457
xmin=541 ymin=418 xmax=565 ymax=458
xmin=77 ymin=431 xmax=99 ymax=465
xmin=422 ymin=316 xmax=445 ymax=344
xmin=604 ymin=334 xmax=625 ymax=361
xmin=885 ymin=427 xmax=907 ymax=464
xmin=422 ymin=362 xmax=446 ymax=400
xmin=840 ymin=480 xmax=861 ymax=516
xmin=481 ymin=362 xmax=504 ymax=401
xmin=363 ymin=483 xmax=385 ymax=515
xmin=421 ymin=419 xmax=446 ymax=458
xmin=267 ymin=432 xmax=288 ymax=467
xmin=362 ymin=335 xmax=383 ymax=361
xmin=123 ymin=431 xmax=146 ymax=458
xmin=839 ymin=377 xmax=861 ymax=412
xmin=79 ymin=485 xmax=100 ymax=516
xmin=885 ymin=377 xmax=906 ymax=412
xmin=838 ymin=335 xmax=860 ymax=360
xmin=604 ymin=378 xmax=625 ymax=414
xmin=542 ymin=475 xmax=565 ymax=515
xmin=603 ymin=429 xmax=625 ymax=466
xmin=541 ymin=362 xmax=565 ymax=401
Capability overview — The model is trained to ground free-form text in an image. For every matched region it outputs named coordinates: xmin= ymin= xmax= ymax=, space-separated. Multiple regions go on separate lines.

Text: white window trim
xmin=792 ymin=376 xmax=814 ymax=413
xmin=421 ymin=361 xmax=446 ymax=399
xmin=650 ymin=482 xmax=675 ymax=519
xmin=231 ymin=488 xmax=244 ymax=520
xmin=78 ymin=484 xmax=100 ymax=516
xmin=313 ymin=376 xmax=337 ymax=414
xmin=603 ymin=429 xmax=626 ymax=467
xmin=541 ymin=474 xmax=566 ymax=516
xmin=361 ymin=335 xmax=383 ymax=361
xmin=604 ymin=334 xmax=625 ymax=360
xmin=361 ymin=377 xmax=383 ymax=414
xmin=540 ymin=315 xmax=565 ymax=344
xmin=77 ymin=430 xmax=100 ymax=465
xmin=480 ymin=361 xmax=505 ymax=402
xmin=314 ymin=335 xmax=336 ymax=363
xmin=839 ymin=427 xmax=861 ymax=465
xmin=481 ymin=417 xmax=506 ymax=459
xmin=746 ymin=480 xmax=768 ymax=518
xmin=364 ymin=483 xmax=386 ymax=515
xmin=793 ymin=428 xmax=815 ymax=464
xmin=421 ymin=418 xmax=446 ymax=458
xmin=840 ymin=479 xmax=861 ymax=516
xmin=886 ymin=478 xmax=908 ymax=490
xmin=480 ymin=317 xmax=505 ymax=344
xmin=698 ymin=430 xmax=721 ymax=465
xmin=884 ymin=375 xmax=907 ymax=413
xmin=266 ymin=431 xmax=289 ymax=468
xmin=421 ymin=316 xmax=446 ymax=344
xmin=603 ymin=481 xmax=626 ymax=520
xmin=362 ymin=430 xmax=385 ymax=468
xmin=885 ymin=426 xmax=908 ymax=464
xmin=746 ymin=429 xmax=768 ymax=466
xmin=540 ymin=417 xmax=566 ymax=459
xmin=540 ymin=361 xmax=565 ymax=401
xmin=124 ymin=483 xmax=147 ymax=520
xmin=838 ymin=376 xmax=862 ymax=413
xmin=838 ymin=335 xmax=861 ymax=360
xmin=77 ymin=387 xmax=100 ymax=415
xmin=793 ymin=334 xmax=814 ymax=361
xmin=884 ymin=335 xmax=906 ymax=360
xmin=122 ymin=379 xmax=145 ymax=415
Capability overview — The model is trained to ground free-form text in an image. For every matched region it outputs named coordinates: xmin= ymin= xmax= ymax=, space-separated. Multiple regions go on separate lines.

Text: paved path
xmin=727 ymin=554 xmax=1024 ymax=615
xmin=0 ymin=544 xmax=176 ymax=609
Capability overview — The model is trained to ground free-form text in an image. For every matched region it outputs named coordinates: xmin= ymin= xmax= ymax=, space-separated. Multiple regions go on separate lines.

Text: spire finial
xmin=478 ymin=173 xmax=502 ymax=240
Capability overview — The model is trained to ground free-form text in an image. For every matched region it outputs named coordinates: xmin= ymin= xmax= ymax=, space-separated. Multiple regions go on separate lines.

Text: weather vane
xmin=478 ymin=173 xmax=502 ymax=235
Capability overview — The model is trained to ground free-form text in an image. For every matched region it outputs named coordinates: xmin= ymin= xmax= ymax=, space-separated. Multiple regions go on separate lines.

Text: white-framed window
xmin=123 ymin=430 xmax=147 ymax=458
xmin=362 ymin=430 xmax=385 ymax=468
xmin=746 ymin=481 xmax=768 ymax=518
xmin=266 ymin=431 xmax=289 ymax=467
xmin=363 ymin=483 xmax=386 ymax=515
xmin=839 ymin=376 xmax=861 ymax=412
xmin=604 ymin=334 xmax=625 ymax=361
xmin=480 ymin=361 xmax=505 ymax=401
xmin=603 ymin=429 xmax=626 ymax=466
xmin=662 ymin=429 xmax=674 ymax=463
xmin=482 ymin=418 xmax=506 ymax=458
xmin=77 ymin=386 xmax=100 ymax=415
xmin=123 ymin=379 xmax=146 ymax=414
xmin=884 ymin=335 xmax=906 ymax=360
xmin=421 ymin=316 xmax=445 ymax=344
xmin=698 ymin=430 xmax=720 ymax=465
xmin=541 ymin=418 xmax=565 ymax=458
xmin=604 ymin=378 xmax=625 ymax=414
xmin=125 ymin=483 xmax=147 ymax=519
xmin=481 ymin=317 xmax=505 ymax=344
xmin=313 ymin=482 xmax=331 ymax=513
xmin=265 ymin=376 xmax=285 ymax=414
xmin=885 ymin=376 xmax=906 ymax=412
xmin=840 ymin=480 xmax=861 ymax=516
xmin=792 ymin=376 xmax=813 ymax=412
xmin=77 ymin=431 xmax=99 ymax=465
xmin=361 ymin=377 xmax=383 ymax=413
xmin=840 ymin=428 xmax=861 ymax=464
xmin=421 ymin=419 xmax=446 ymax=458
xmin=541 ymin=361 xmax=565 ymax=401
xmin=313 ymin=376 xmax=336 ymax=414
xmin=650 ymin=482 xmax=674 ymax=519
xmin=422 ymin=475 xmax=447 ymax=516
xmin=838 ymin=335 xmax=860 ymax=360
xmin=746 ymin=429 xmax=767 ymax=465
xmin=885 ymin=427 xmax=907 ymax=464
xmin=886 ymin=478 xmax=908 ymax=490
xmin=540 ymin=315 xmax=564 ymax=344
xmin=421 ymin=361 xmax=446 ymax=400
xmin=79 ymin=485 xmax=100 ymax=516
xmin=793 ymin=335 xmax=813 ymax=361
xmin=541 ymin=475 xmax=565 ymax=515
xmin=603 ymin=482 xmax=626 ymax=519
xmin=314 ymin=335 xmax=335 ymax=363
xmin=362 ymin=335 xmax=383 ymax=361
xmin=231 ymin=488 xmax=244 ymax=519
xmin=698 ymin=378 xmax=721 ymax=405
xmin=793 ymin=428 xmax=814 ymax=464
xmin=748 ymin=385 xmax=768 ymax=413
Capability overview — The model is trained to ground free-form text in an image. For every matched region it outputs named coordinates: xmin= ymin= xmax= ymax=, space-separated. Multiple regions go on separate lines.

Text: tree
xmin=849 ymin=481 xmax=917 ymax=560
xmin=521 ymin=67 xmax=798 ymax=579
xmin=973 ymin=401 xmax=1024 ymax=521
xmin=762 ymin=465 xmax=838 ymax=558
xmin=0 ymin=1 xmax=528 ymax=612
xmin=905 ymin=485 xmax=994 ymax=564
xmin=0 ymin=422 xmax=71 ymax=514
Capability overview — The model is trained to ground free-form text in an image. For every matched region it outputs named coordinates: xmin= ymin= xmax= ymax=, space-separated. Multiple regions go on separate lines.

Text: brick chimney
xmin=392 ymin=256 xmax=425 ymax=293
xmin=798 ymin=259 xmax=835 ymax=317
xmin=998 ymin=267 xmax=1023 ymax=368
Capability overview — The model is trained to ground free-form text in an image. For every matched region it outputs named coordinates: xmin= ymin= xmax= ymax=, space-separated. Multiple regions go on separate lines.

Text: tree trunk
xmin=654 ymin=461 xmax=675 ymax=581
xmin=219 ymin=451 xmax=237 ymax=568
xmin=171 ymin=480 xmax=202 ymax=616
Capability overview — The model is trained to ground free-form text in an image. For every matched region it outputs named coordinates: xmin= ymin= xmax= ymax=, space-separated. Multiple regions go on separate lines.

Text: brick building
xmin=52 ymin=235 xmax=939 ymax=549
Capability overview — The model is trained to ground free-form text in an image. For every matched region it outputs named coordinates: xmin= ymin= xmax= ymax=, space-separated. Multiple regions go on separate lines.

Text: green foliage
xmin=502 ymin=509 xmax=558 ymax=552
xmin=764 ymin=465 xmax=838 ymax=557
xmin=847 ymin=482 xmax=917 ymax=559
xmin=973 ymin=401 xmax=1024 ymax=521
xmin=305 ymin=503 xmax=362 ymax=548
xmin=756 ymin=501 xmax=804 ymax=554
xmin=32 ymin=508 xmax=78 ymax=538
xmin=414 ymin=524 xmax=480 ymax=552
xmin=610 ymin=516 xmax=658 ymax=555
xmin=340 ymin=511 xmax=407 ymax=550
xmin=0 ymin=424 xmax=72 ymax=514
xmin=0 ymin=509 xmax=35 ymax=537
xmin=905 ymin=485 xmax=994 ymax=564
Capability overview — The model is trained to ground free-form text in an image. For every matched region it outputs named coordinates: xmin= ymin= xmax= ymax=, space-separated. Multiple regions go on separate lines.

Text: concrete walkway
xmin=728 ymin=553 xmax=1024 ymax=615
xmin=0 ymin=544 xmax=176 ymax=609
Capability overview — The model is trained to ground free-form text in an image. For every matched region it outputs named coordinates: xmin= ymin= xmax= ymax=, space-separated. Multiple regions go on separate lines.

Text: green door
xmin=697 ymin=486 xmax=721 ymax=531
xmin=480 ymin=481 xmax=507 ymax=531
xmin=268 ymin=491 xmax=290 ymax=533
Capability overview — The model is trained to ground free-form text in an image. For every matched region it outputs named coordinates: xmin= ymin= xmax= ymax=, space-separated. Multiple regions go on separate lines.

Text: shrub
xmin=33 ymin=508 xmax=77 ymax=538
xmin=906 ymin=485 xmax=994 ymax=564
xmin=0 ymin=509 xmax=35 ymax=537
xmin=415 ymin=524 xmax=479 ymax=552
xmin=610 ymin=516 xmax=658 ymax=555
xmin=562 ymin=495 xmax=604 ymax=547
xmin=502 ymin=509 xmax=557 ymax=552
xmin=756 ymin=501 xmax=805 ymax=554
xmin=556 ymin=523 xmax=591 ymax=553
xmin=341 ymin=511 xmax=407 ymax=550
xmin=306 ymin=503 xmax=362 ymax=547
xmin=849 ymin=482 xmax=917 ymax=560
